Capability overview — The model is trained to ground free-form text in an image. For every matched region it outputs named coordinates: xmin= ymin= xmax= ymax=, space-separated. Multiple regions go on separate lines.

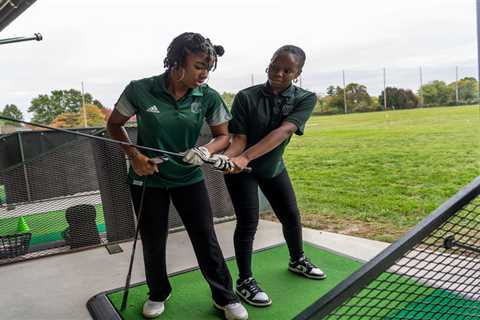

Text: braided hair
xmin=272 ymin=45 xmax=306 ymax=71
xmin=164 ymin=32 xmax=224 ymax=72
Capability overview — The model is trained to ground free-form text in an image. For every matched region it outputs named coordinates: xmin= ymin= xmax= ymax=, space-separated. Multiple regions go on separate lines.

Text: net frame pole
xmin=0 ymin=33 xmax=42 ymax=45
xmin=477 ymin=0 xmax=480 ymax=99
xmin=294 ymin=176 xmax=480 ymax=320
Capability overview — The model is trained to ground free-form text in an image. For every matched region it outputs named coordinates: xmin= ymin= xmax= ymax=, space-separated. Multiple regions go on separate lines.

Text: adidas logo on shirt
xmin=146 ymin=105 xmax=160 ymax=113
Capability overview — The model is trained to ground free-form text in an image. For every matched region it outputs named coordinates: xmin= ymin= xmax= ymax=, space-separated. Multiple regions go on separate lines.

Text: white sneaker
xmin=214 ymin=301 xmax=249 ymax=320
xmin=236 ymin=278 xmax=272 ymax=307
xmin=142 ymin=294 xmax=171 ymax=318
xmin=288 ymin=256 xmax=326 ymax=280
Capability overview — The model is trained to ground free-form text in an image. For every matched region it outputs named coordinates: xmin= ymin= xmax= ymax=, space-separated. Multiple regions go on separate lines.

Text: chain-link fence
xmin=0 ymin=124 xmax=245 ymax=265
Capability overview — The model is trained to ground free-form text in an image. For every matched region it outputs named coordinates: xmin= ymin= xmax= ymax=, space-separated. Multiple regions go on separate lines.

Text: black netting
xmin=0 ymin=124 xmax=236 ymax=265
xmin=297 ymin=178 xmax=480 ymax=320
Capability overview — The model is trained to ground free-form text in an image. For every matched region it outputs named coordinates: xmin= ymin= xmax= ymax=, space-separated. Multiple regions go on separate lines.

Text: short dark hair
xmin=164 ymin=32 xmax=225 ymax=72
xmin=272 ymin=45 xmax=306 ymax=71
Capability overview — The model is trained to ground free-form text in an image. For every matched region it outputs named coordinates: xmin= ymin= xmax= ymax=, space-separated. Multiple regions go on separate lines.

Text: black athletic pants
xmin=224 ymin=169 xmax=304 ymax=281
xmin=130 ymin=180 xmax=238 ymax=305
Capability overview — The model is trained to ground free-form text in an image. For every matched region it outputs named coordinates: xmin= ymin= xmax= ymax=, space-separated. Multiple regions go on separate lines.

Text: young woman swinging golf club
xmin=107 ymin=32 xmax=247 ymax=320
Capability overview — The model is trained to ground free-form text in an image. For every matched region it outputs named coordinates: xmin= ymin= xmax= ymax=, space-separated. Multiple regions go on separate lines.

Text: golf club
xmin=120 ymin=175 xmax=149 ymax=311
xmin=0 ymin=115 xmax=252 ymax=172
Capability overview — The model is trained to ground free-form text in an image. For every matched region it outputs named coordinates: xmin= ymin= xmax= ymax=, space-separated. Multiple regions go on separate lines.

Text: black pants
xmin=130 ymin=180 xmax=238 ymax=305
xmin=224 ymin=169 xmax=303 ymax=280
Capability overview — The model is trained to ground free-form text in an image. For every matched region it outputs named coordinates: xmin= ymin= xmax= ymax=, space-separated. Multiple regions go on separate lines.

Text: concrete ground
xmin=0 ymin=220 xmax=389 ymax=320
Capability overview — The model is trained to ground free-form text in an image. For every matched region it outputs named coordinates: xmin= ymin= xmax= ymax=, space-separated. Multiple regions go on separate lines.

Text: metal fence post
xmin=17 ymin=132 xmax=31 ymax=202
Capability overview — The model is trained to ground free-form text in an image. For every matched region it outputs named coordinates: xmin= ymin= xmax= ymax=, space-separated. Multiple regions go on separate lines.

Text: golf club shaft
xmin=0 ymin=115 xmax=252 ymax=172
xmin=121 ymin=176 xmax=148 ymax=311
xmin=0 ymin=115 xmax=185 ymax=157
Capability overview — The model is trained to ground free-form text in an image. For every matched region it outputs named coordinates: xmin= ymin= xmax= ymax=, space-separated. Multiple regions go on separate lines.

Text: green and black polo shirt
xmin=115 ymin=72 xmax=231 ymax=188
xmin=229 ymin=82 xmax=317 ymax=179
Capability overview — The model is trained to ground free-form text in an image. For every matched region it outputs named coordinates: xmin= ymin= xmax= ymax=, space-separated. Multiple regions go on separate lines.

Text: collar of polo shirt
xmin=261 ymin=81 xmax=295 ymax=98
xmin=152 ymin=73 xmax=204 ymax=98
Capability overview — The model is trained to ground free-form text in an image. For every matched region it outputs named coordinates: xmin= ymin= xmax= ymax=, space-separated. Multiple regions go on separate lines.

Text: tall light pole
xmin=81 ymin=81 xmax=87 ymax=127
xmin=477 ymin=0 xmax=480 ymax=101
xmin=383 ymin=68 xmax=387 ymax=110
xmin=342 ymin=70 xmax=347 ymax=114
xmin=419 ymin=66 xmax=424 ymax=107
xmin=455 ymin=66 xmax=459 ymax=105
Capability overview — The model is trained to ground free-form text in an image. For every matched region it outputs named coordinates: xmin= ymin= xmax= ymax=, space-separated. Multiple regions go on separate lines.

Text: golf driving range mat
xmin=87 ymin=242 xmax=362 ymax=319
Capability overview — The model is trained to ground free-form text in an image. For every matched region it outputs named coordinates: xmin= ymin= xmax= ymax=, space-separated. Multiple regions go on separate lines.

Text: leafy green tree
xmin=323 ymin=86 xmax=345 ymax=114
xmin=1 ymin=104 xmax=24 ymax=126
xmin=93 ymin=99 xmax=105 ymax=109
xmin=326 ymin=85 xmax=337 ymax=96
xmin=51 ymin=104 xmax=106 ymax=128
xmin=314 ymin=94 xmax=325 ymax=113
xmin=379 ymin=87 xmax=419 ymax=109
xmin=345 ymin=83 xmax=373 ymax=112
xmin=221 ymin=92 xmax=236 ymax=109
xmin=448 ymin=77 xmax=479 ymax=103
xmin=28 ymin=89 xmax=101 ymax=124
xmin=419 ymin=80 xmax=452 ymax=106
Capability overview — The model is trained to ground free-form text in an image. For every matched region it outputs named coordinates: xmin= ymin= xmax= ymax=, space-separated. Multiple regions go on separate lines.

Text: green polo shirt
xmin=229 ymin=83 xmax=316 ymax=179
xmin=115 ymin=73 xmax=231 ymax=188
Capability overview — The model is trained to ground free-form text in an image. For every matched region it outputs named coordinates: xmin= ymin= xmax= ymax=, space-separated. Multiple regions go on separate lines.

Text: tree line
xmin=222 ymin=77 xmax=478 ymax=114
xmin=2 ymin=77 xmax=478 ymax=130
xmin=1 ymin=89 xmax=107 ymax=129
xmin=314 ymin=77 xmax=478 ymax=114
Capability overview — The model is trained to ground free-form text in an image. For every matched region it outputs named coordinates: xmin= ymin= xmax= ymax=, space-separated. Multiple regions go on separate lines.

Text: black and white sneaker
xmin=235 ymin=277 xmax=272 ymax=307
xmin=288 ymin=256 xmax=326 ymax=280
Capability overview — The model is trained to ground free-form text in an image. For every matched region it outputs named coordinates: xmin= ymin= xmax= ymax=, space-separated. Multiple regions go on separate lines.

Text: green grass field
xmin=280 ymin=105 xmax=479 ymax=242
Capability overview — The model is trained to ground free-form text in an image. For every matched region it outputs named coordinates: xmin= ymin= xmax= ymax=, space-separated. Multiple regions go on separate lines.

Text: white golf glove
xmin=209 ymin=154 xmax=234 ymax=172
xmin=183 ymin=146 xmax=211 ymax=166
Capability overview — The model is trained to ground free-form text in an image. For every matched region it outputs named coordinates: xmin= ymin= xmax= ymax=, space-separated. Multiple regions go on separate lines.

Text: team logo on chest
xmin=190 ymin=101 xmax=202 ymax=114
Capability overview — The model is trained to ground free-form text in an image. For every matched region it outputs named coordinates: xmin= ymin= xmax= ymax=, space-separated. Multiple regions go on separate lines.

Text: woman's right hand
xmin=130 ymin=153 xmax=160 ymax=176
xmin=227 ymin=155 xmax=250 ymax=174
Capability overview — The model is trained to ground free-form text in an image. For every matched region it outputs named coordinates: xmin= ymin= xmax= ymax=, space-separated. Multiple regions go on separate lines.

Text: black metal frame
xmin=0 ymin=0 xmax=38 ymax=32
xmin=294 ymin=176 xmax=480 ymax=320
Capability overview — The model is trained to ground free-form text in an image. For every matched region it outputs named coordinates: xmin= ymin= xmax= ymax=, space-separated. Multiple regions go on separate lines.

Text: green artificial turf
xmin=0 ymin=185 xmax=5 ymax=204
xmin=325 ymin=272 xmax=480 ymax=319
xmin=0 ymin=205 xmax=105 ymax=245
xmin=108 ymin=243 xmax=362 ymax=319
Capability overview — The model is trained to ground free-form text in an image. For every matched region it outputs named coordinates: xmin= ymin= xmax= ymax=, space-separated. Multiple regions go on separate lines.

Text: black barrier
xmin=0 ymin=124 xmax=260 ymax=266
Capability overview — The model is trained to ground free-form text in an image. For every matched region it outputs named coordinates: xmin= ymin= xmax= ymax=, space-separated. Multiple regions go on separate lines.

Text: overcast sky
xmin=0 ymin=0 xmax=477 ymax=118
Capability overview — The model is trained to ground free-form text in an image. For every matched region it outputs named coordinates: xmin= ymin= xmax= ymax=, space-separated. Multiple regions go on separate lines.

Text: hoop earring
xmin=176 ymin=68 xmax=185 ymax=82
xmin=293 ymin=78 xmax=299 ymax=83
xmin=265 ymin=67 xmax=269 ymax=73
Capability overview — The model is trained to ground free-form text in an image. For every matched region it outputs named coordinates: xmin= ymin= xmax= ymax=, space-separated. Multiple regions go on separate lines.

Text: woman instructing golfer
xmin=224 ymin=45 xmax=325 ymax=307
xmin=107 ymin=32 xmax=247 ymax=320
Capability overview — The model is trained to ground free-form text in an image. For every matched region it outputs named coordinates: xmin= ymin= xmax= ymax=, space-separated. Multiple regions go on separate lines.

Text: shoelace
xmin=298 ymin=257 xmax=316 ymax=271
xmin=244 ymin=278 xmax=262 ymax=295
